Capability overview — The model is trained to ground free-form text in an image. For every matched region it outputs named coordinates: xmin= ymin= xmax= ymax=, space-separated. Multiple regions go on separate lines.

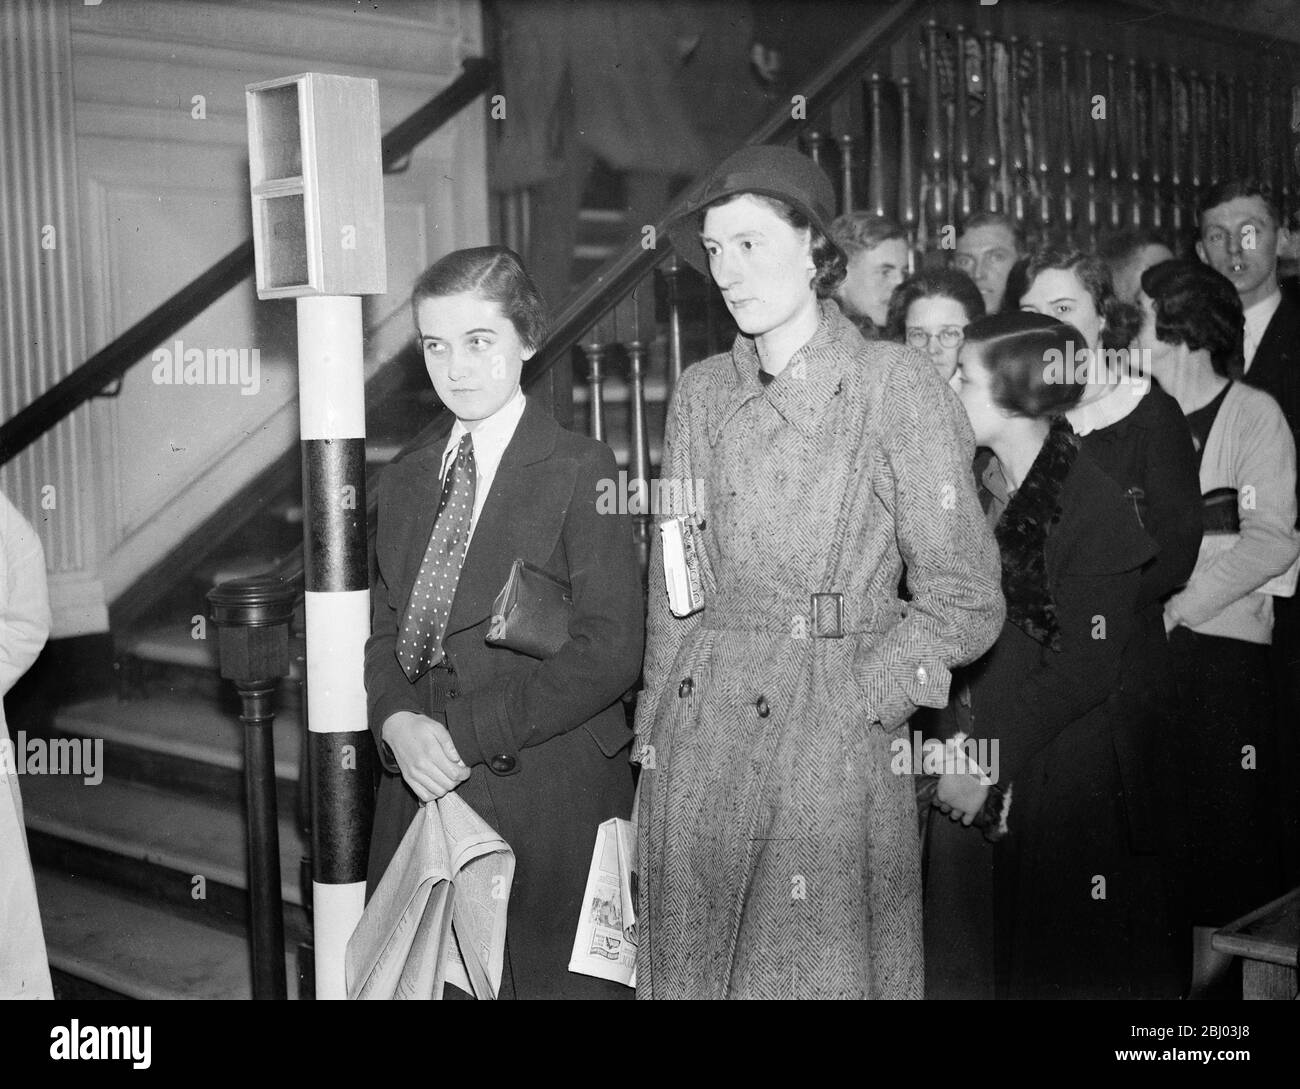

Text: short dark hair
xmin=1197 ymin=179 xmax=1282 ymax=230
xmin=960 ymin=211 xmax=1026 ymax=253
xmin=1097 ymin=226 xmax=1174 ymax=265
xmin=1139 ymin=259 xmax=1244 ymax=377
xmin=962 ymin=311 xmax=1088 ymax=418
xmin=411 ymin=245 xmax=549 ymax=350
xmin=829 ymin=212 xmax=907 ymax=258
xmin=1021 ymin=244 xmax=1140 ymax=350
xmin=884 ymin=268 xmax=985 ymax=340
xmin=698 ymin=193 xmax=847 ymax=296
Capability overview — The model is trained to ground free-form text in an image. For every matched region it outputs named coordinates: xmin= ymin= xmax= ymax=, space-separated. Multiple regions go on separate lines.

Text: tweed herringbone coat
xmin=633 ymin=301 xmax=1005 ymax=999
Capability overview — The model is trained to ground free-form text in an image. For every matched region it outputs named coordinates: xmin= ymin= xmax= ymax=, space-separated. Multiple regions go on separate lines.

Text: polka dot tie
xmin=396 ymin=434 xmax=477 ymax=682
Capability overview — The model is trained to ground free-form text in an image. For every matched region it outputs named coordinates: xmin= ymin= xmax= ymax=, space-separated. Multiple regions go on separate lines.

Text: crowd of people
xmin=823 ymin=179 xmax=1300 ymax=999
xmin=363 ymin=147 xmax=1298 ymax=1001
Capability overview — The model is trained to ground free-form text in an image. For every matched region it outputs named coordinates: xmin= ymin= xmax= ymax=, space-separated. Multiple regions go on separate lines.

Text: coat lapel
xmin=707 ymin=300 xmax=855 ymax=446
xmin=442 ymin=395 xmax=564 ymax=640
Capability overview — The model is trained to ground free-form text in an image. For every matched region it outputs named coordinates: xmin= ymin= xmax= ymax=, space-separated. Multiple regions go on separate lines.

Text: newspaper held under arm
xmin=569 ymin=817 xmax=638 ymax=988
xmin=345 ymin=793 xmax=514 ymax=1000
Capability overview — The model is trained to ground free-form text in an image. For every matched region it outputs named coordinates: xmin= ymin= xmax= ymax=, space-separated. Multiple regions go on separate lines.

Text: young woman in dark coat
xmin=1018 ymin=248 xmax=1202 ymax=994
xmin=930 ymin=312 xmax=1160 ymax=999
xmin=364 ymin=248 xmax=644 ymax=999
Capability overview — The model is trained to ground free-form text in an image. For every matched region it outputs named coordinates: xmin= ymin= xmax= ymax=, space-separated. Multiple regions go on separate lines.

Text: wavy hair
xmin=411 ymin=245 xmax=550 ymax=351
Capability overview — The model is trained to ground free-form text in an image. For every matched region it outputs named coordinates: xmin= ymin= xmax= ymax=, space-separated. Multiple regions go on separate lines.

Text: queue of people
xmin=362 ymin=144 xmax=1297 ymax=1001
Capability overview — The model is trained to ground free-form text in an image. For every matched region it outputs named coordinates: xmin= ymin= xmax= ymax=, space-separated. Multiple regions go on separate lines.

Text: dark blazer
xmin=928 ymin=424 xmax=1169 ymax=999
xmin=364 ymin=394 xmax=645 ymax=999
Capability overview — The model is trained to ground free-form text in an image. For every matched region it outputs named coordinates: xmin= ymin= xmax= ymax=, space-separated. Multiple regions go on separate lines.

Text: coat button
xmin=915 ymin=666 xmax=928 ymax=685
xmin=490 ymin=754 xmax=516 ymax=774
xmin=755 ymin=695 xmax=770 ymax=718
xmin=678 ymin=677 xmax=694 ymax=697
xmin=448 ymin=687 xmax=459 ymax=699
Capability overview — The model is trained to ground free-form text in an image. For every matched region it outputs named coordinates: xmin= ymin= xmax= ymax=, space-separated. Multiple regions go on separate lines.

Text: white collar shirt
xmin=1242 ymin=288 xmax=1282 ymax=374
xmin=439 ymin=385 xmax=526 ymax=544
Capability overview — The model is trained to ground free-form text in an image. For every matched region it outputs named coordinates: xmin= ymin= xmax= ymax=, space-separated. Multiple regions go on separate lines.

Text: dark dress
xmin=1074 ymin=380 xmax=1202 ymax=994
xmin=363 ymin=396 xmax=645 ymax=999
xmin=926 ymin=420 xmax=1158 ymax=999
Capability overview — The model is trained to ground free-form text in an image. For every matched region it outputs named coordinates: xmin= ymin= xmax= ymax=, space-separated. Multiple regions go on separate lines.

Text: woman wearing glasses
xmin=885 ymin=268 xmax=986 ymax=382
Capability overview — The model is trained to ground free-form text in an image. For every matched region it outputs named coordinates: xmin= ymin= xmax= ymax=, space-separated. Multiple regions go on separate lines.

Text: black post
xmin=208 ymin=575 xmax=297 ymax=1000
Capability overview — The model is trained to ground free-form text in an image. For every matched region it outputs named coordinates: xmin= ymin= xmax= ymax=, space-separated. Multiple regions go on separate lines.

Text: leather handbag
xmin=484 ymin=558 xmax=574 ymax=659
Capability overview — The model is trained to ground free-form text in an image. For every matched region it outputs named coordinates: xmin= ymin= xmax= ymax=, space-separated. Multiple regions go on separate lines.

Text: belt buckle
xmin=810 ymin=592 xmax=844 ymax=639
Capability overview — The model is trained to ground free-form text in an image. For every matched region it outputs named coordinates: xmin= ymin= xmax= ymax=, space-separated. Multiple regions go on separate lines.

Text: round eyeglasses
xmin=906 ymin=327 xmax=965 ymax=349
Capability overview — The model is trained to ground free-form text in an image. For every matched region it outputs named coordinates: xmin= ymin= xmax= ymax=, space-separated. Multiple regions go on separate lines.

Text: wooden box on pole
xmin=246 ymin=72 xmax=387 ymax=299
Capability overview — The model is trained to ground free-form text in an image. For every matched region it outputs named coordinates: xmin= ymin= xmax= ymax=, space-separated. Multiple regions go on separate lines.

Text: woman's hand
xmin=935 ymin=772 xmax=990 ymax=826
xmin=382 ymin=711 xmax=470 ymax=803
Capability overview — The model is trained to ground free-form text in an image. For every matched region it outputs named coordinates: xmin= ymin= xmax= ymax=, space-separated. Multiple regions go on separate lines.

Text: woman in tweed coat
xmin=633 ymin=147 xmax=1005 ymax=999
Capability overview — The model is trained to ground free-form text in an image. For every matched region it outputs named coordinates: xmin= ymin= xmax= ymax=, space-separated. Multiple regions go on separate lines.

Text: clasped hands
xmin=382 ymin=710 xmax=470 ymax=803
xmin=934 ymin=770 xmax=990 ymax=826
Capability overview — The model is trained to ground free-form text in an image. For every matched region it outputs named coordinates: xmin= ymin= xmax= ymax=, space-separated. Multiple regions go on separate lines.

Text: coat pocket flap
xmin=583 ymin=712 xmax=634 ymax=758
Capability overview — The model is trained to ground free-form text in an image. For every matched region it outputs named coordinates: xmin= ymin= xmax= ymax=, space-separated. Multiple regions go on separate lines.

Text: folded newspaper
xmin=346 ymin=793 xmax=514 ymax=1000
xmin=569 ymin=817 xmax=638 ymax=988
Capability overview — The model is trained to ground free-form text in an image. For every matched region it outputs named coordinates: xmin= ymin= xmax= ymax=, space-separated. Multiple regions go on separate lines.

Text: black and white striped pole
xmin=246 ymin=73 xmax=387 ymax=998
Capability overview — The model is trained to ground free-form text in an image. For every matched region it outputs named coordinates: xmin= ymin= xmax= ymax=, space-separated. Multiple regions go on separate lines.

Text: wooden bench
xmin=1212 ymin=885 xmax=1300 ymax=1000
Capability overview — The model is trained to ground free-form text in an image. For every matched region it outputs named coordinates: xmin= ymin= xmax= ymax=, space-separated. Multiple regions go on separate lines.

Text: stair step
xmin=125 ymin=623 xmax=220 ymax=670
xmin=36 ymin=869 xmax=300 ymax=1000
xmin=21 ymin=773 xmax=307 ymax=908
xmin=56 ymin=693 xmax=301 ymax=785
xmin=124 ymin=621 xmax=306 ymax=684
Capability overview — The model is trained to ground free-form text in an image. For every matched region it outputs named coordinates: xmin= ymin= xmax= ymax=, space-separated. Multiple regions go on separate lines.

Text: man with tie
xmin=1197 ymin=179 xmax=1300 ymax=888
xmin=364 ymin=246 xmax=644 ymax=998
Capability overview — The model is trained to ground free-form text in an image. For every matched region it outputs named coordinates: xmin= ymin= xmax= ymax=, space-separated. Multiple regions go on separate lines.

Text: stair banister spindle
xmin=1059 ymin=46 xmax=1076 ymax=242
xmin=1188 ymin=71 xmax=1203 ymax=216
xmin=1082 ymin=49 xmax=1099 ymax=245
xmin=1262 ymin=75 xmax=1279 ymax=205
xmin=1168 ymin=65 xmax=1184 ymax=235
xmin=1207 ymin=73 xmax=1222 ymax=188
xmin=898 ymin=75 xmax=918 ymax=240
xmin=954 ymin=25 xmax=973 ymax=222
xmin=1034 ymin=40 xmax=1051 ymax=234
xmin=980 ymin=31 xmax=1000 ymax=213
xmin=1239 ymin=79 xmax=1256 ymax=181
xmin=1127 ymin=58 xmax=1143 ymax=227
xmin=1148 ymin=62 xmax=1164 ymax=229
xmin=1007 ymin=37 xmax=1027 ymax=230
xmin=208 ymin=575 xmax=297 ymax=1001
xmin=662 ymin=253 xmax=685 ymax=393
xmin=626 ymin=337 xmax=653 ymax=577
xmin=805 ymin=129 xmax=825 ymax=169
xmin=583 ymin=337 xmax=607 ymax=443
xmin=865 ymin=74 xmax=886 ymax=216
xmin=1277 ymin=68 xmax=1293 ymax=212
xmin=1105 ymin=54 xmax=1122 ymax=232
xmin=840 ymin=132 xmax=858 ymax=215
xmin=925 ymin=20 xmax=947 ymax=241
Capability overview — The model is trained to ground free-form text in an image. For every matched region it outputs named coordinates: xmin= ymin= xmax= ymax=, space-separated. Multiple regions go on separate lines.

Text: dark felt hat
xmin=665 ymin=145 xmax=837 ymax=275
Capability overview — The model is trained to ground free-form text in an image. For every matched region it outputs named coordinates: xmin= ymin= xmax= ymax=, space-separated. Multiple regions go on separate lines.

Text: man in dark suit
xmin=364 ymin=248 xmax=644 ymax=998
xmin=1197 ymin=180 xmax=1300 ymax=888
